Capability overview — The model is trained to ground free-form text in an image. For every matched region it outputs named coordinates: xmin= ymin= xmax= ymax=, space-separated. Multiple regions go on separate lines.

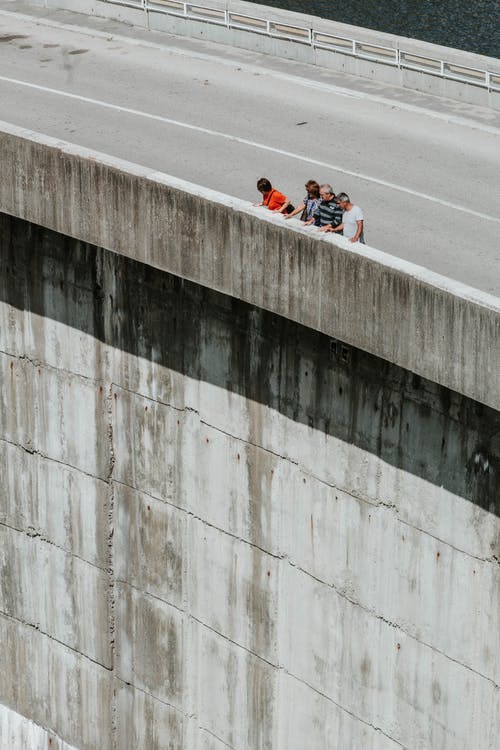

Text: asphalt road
xmin=0 ymin=1 xmax=499 ymax=294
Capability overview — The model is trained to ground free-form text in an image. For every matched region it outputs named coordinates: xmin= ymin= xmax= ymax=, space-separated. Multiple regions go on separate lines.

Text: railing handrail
xmin=101 ymin=0 xmax=500 ymax=91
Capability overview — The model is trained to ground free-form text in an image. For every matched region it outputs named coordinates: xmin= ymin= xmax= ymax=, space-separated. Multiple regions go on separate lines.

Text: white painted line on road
xmin=0 ymin=72 xmax=499 ymax=225
xmin=1 ymin=6 xmax=500 ymax=137
xmin=2 ymin=116 xmax=500 ymax=309
xmin=158 ymin=43 xmax=500 ymax=138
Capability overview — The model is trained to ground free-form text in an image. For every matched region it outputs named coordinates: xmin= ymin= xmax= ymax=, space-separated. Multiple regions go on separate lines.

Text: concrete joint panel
xmin=0 ymin=704 xmax=79 ymax=750
xmin=0 ymin=349 xmax=110 ymax=478
xmin=0 ymin=524 xmax=112 ymax=666
xmin=0 ymin=440 xmax=109 ymax=567
xmin=0 ymin=613 xmax=114 ymax=750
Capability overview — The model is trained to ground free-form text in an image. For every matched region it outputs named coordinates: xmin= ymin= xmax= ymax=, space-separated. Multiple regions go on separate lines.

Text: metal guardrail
xmin=100 ymin=0 xmax=500 ymax=91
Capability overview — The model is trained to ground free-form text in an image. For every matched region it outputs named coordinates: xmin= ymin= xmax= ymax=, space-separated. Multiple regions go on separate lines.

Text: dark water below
xmin=248 ymin=0 xmax=500 ymax=59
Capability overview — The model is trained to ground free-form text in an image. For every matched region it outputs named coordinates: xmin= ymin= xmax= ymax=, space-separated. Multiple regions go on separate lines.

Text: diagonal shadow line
xmin=0 ymin=213 xmax=499 ymax=518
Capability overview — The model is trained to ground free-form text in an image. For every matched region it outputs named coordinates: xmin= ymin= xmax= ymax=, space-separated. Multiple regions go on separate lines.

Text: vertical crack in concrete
xmin=105 ymin=382 xmax=117 ymax=749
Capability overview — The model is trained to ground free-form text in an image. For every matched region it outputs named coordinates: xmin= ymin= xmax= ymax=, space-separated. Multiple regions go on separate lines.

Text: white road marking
xmin=1 ymin=5 xmax=500 ymax=137
xmin=0 ymin=72 xmax=499 ymax=225
xmin=3 ymin=115 xmax=500 ymax=308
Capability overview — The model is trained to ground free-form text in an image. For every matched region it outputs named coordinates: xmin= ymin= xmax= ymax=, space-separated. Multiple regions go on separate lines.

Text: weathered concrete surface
xmin=0 ymin=122 xmax=499 ymax=413
xmin=0 ymin=704 xmax=78 ymax=750
xmin=0 ymin=213 xmax=499 ymax=749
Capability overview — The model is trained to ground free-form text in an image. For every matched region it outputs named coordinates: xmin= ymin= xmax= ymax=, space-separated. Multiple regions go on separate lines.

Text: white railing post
xmin=266 ymin=19 xmax=271 ymax=35
xmin=352 ymin=39 xmax=357 ymax=55
xmin=183 ymin=2 xmax=188 ymax=18
xmin=440 ymin=60 xmax=445 ymax=76
xmin=485 ymin=71 xmax=491 ymax=90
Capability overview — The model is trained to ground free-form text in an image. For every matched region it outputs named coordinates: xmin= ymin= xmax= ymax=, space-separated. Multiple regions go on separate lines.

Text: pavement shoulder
xmin=1 ymin=0 xmax=499 ymax=134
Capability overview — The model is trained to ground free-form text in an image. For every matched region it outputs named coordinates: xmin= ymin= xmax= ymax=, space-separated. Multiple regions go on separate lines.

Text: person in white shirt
xmin=326 ymin=192 xmax=365 ymax=243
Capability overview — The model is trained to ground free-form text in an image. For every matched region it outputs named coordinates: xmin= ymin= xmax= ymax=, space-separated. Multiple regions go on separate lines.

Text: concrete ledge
xmin=1 ymin=119 xmax=499 ymax=411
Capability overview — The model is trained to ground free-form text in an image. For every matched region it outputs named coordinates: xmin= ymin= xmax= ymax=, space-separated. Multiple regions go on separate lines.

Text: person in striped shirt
xmin=305 ymin=184 xmax=343 ymax=232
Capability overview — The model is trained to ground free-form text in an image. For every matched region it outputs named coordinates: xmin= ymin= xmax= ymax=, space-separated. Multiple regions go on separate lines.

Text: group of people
xmin=254 ymin=177 xmax=365 ymax=244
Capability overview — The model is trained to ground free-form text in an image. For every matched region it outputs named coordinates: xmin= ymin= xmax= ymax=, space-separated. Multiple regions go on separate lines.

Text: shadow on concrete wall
xmin=1 ymin=214 xmax=499 ymax=516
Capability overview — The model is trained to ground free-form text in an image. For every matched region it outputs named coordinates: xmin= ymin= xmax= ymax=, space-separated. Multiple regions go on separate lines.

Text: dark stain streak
xmin=0 ymin=34 xmax=28 ymax=42
xmin=0 ymin=212 xmax=499 ymax=518
xmin=68 ymin=48 xmax=89 ymax=55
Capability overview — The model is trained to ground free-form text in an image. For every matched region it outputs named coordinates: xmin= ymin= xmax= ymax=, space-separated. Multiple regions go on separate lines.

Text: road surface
xmin=0 ymin=0 xmax=499 ymax=294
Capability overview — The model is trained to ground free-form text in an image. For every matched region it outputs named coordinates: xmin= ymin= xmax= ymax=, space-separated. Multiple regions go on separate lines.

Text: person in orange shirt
xmin=254 ymin=177 xmax=293 ymax=213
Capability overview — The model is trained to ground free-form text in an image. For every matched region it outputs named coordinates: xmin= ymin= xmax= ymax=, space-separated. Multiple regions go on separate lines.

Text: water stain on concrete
xmin=68 ymin=49 xmax=89 ymax=55
xmin=1 ymin=213 xmax=499 ymax=519
xmin=360 ymin=656 xmax=371 ymax=683
xmin=432 ymin=680 xmax=442 ymax=705
xmin=0 ymin=34 xmax=27 ymax=42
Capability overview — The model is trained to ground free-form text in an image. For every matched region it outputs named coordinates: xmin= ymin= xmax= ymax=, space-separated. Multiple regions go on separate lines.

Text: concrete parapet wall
xmin=0 ymin=120 xmax=499 ymax=411
xmin=26 ymin=0 xmax=500 ymax=110
xmin=0 ymin=213 xmax=499 ymax=748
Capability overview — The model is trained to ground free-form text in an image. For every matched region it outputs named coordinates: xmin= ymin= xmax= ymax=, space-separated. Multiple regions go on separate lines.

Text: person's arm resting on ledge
xmin=285 ymin=202 xmax=305 ymax=219
xmin=350 ymin=219 xmax=364 ymax=243
xmin=324 ymin=223 xmax=343 ymax=233
xmin=274 ymin=198 xmax=291 ymax=213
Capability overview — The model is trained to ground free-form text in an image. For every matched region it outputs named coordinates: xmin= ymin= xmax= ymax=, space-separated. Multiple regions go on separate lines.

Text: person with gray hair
xmin=305 ymin=184 xmax=343 ymax=230
xmin=326 ymin=193 xmax=365 ymax=243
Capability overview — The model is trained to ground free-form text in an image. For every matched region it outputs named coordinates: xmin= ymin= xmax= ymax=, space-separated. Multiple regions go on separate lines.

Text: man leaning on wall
xmin=327 ymin=193 xmax=365 ymax=243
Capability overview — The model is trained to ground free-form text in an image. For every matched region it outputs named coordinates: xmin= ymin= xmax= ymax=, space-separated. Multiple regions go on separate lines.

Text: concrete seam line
xmin=2 ymin=345 xmax=493 ymax=563
xmin=115 ymin=577 xmax=407 ymax=745
xmin=0 ymin=705 xmax=79 ymax=750
xmin=117 ymin=534 xmax=500 ymax=689
xmin=0 ymin=343 xmax=108 ymax=386
xmin=0 ymin=608 xmax=113 ymax=671
xmin=114 ymin=674 xmax=185 ymax=717
xmin=0 ymin=517 xmax=107 ymax=571
xmin=1 ymin=402 xmax=496 ymax=566
xmin=110 ymin=477 xmax=286 ymax=561
xmin=1 ymin=118 xmax=499 ymax=311
xmin=0 ymin=6 xmax=499 ymax=137
xmin=0 ymin=74 xmax=499 ymax=227
xmin=0 ymin=431 xmax=105 ymax=484
xmin=88 ymin=429 xmax=498 ymax=566
xmin=194 ymin=413 xmax=498 ymax=564
xmin=197 ymin=727 xmax=237 ymax=750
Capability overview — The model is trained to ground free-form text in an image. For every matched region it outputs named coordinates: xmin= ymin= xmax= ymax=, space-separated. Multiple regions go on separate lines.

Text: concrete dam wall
xmin=0 ymin=124 xmax=499 ymax=748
